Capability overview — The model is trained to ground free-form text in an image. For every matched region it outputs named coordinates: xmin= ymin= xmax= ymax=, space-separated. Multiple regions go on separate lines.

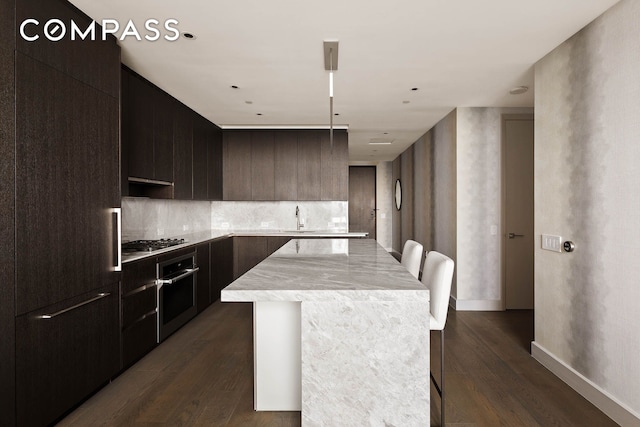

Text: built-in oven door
xmin=157 ymin=252 xmax=198 ymax=342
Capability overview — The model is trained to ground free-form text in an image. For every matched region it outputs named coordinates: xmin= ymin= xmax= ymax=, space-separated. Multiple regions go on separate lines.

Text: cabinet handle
xmin=113 ymin=207 xmax=122 ymax=272
xmin=35 ymin=292 xmax=111 ymax=319
xmin=156 ymin=267 xmax=199 ymax=285
xmin=123 ymin=282 xmax=157 ymax=298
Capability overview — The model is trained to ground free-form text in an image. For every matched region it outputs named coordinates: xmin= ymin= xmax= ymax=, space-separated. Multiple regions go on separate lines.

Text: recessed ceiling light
xmin=411 ymin=87 xmax=419 ymax=91
xmin=369 ymin=138 xmax=393 ymax=145
xmin=256 ymin=113 xmax=263 ymax=116
xmin=231 ymin=85 xmax=239 ymax=89
xmin=509 ymin=86 xmax=529 ymax=95
xmin=334 ymin=113 xmax=340 ymax=116
xmin=183 ymin=32 xmax=195 ymax=39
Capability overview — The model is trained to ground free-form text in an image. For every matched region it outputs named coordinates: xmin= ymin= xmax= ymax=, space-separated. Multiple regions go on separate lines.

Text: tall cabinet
xmin=1 ymin=0 xmax=121 ymax=425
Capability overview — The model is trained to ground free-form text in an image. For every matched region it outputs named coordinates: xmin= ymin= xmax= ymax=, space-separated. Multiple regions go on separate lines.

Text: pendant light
xmin=324 ymin=41 xmax=338 ymax=150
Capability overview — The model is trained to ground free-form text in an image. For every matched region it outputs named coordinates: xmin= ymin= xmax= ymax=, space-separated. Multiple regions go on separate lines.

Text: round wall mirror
xmin=395 ymin=179 xmax=402 ymax=210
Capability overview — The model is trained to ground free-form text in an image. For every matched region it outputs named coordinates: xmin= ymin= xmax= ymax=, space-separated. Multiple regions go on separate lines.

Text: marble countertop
xmin=221 ymin=238 xmax=428 ymax=302
xmin=121 ymin=229 xmax=368 ymax=264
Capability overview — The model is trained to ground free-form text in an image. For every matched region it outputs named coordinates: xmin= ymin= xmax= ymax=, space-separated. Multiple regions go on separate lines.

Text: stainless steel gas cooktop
xmin=121 ymin=238 xmax=186 ymax=253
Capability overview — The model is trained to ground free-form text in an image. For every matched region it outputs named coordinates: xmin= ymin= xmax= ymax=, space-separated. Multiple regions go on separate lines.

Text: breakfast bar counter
xmin=221 ymin=238 xmax=430 ymax=426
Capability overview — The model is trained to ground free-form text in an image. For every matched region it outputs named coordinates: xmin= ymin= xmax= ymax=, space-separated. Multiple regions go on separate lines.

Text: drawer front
xmin=122 ymin=313 xmax=158 ymax=369
xmin=122 ymin=257 xmax=156 ymax=295
xmin=122 ymin=285 xmax=157 ymax=329
xmin=16 ymin=284 xmax=119 ymax=426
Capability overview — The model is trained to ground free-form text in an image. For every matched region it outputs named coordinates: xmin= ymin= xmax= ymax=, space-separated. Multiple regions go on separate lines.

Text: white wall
xmin=534 ymin=0 xmax=640 ymax=423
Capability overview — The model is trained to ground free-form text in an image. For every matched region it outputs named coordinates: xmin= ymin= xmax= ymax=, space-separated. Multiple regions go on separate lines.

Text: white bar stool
xmin=422 ymin=251 xmax=455 ymax=426
xmin=400 ymin=239 xmax=424 ymax=279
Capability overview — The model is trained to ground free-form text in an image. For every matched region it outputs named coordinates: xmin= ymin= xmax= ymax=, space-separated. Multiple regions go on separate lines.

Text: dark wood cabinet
xmin=251 ymin=131 xmax=275 ymax=200
xmin=196 ymin=242 xmax=211 ymax=312
xmin=15 ymin=0 xmax=120 ymax=99
xmin=233 ymin=236 xmax=269 ymax=279
xmin=173 ymin=102 xmax=194 ymax=200
xmin=193 ymin=115 xmax=210 ymax=200
xmin=126 ymin=70 xmax=155 ymax=181
xmin=6 ymin=1 xmax=122 ymax=424
xmin=223 ymin=131 xmax=252 ymax=200
xmin=211 ymin=237 xmax=234 ymax=302
xmin=121 ymin=66 xmax=174 ymax=192
xmin=15 ymin=52 xmax=120 ymax=315
xmin=173 ymin=102 xmax=222 ymax=201
xmin=16 ymin=283 xmax=119 ymax=426
xmin=207 ymin=124 xmax=223 ymax=200
xmin=153 ymin=90 xmax=175 ymax=183
xmin=121 ymin=257 xmax=158 ymax=369
xmin=275 ymin=131 xmax=298 ymax=200
xmin=268 ymin=236 xmax=292 ymax=253
xmin=233 ymin=236 xmax=293 ymax=279
xmin=222 ymin=129 xmax=348 ymax=201
xmin=320 ymin=130 xmax=349 ymax=200
xmin=297 ymin=130 xmax=323 ymax=200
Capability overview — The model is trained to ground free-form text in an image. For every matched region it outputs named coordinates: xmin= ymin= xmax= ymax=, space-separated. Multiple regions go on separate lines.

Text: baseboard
xmin=449 ymin=295 xmax=502 ymax=311
xmin=532 ymin=341 xmax=640 ymax=426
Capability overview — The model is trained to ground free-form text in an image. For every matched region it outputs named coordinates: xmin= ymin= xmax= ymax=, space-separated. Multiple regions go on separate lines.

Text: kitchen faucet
xmin=296 ymin=205 xmax=304 ymax=231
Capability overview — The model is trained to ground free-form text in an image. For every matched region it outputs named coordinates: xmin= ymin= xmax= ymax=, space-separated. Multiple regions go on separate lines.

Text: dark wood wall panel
xmin=0 ymin=0 xmax=16 ymax=422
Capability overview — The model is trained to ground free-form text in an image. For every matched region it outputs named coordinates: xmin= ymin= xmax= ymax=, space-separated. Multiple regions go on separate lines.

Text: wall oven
xmin=156 ymin=251 xmax=199 ymax=342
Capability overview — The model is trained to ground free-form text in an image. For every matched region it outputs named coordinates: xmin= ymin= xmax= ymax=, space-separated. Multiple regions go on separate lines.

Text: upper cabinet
xmin=121 ymin=66 xmax=222 ymax=200
xmin=121 ymin=67 xmax=173 ymax=188
xmin=222 ymin=129 xmax=348 ymax=201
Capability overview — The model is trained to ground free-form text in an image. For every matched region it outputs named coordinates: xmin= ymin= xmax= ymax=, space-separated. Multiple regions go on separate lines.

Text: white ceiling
xmin=69 ymin=0 xmax=619 ymax=161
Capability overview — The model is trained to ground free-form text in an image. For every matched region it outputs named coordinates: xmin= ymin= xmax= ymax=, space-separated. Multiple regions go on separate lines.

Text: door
xmin=503 ymin=115 xmax=534 ymax=309
xmin=349 ymin=166 xmax=376 ymax=239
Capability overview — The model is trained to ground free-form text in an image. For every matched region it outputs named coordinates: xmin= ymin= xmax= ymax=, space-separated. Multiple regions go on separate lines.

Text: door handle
xmin=113 ymin=207 xmax=122 ymax=271
xmin=508 ymin=233 xmax=524 ymax=239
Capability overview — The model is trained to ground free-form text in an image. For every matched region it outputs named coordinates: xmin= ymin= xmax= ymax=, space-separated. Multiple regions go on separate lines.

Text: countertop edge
xmin=122 ymin=230 xmax=368 ymax=264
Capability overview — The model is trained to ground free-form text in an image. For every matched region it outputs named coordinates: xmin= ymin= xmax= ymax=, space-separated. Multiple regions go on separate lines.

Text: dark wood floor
xmin=57 ymin=302 xmax=617 ymax=426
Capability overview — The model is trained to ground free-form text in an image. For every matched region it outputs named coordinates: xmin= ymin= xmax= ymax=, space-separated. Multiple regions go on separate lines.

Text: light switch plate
xmin=542 ymin=234 xmax=562 ymax=252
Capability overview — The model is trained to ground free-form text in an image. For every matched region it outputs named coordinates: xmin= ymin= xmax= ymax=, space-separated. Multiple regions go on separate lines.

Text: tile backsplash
xmin=122 ymin=197 xmax=348 ymax=241
xmin=210 ymin=201 xmax=347 ymax=231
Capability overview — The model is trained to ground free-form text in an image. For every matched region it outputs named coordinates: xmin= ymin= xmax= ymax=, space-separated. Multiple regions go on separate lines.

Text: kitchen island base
xmin=224 ymin=239 xmax=430 ymax=425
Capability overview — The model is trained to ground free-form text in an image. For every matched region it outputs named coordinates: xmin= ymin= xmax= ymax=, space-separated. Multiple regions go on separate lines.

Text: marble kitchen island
xmin=221 ymin=238 xmax=430 ymax=426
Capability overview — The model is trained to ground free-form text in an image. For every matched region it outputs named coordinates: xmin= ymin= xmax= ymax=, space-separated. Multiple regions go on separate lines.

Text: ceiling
xmin=69 ymin=0 xmax=619 ymax=162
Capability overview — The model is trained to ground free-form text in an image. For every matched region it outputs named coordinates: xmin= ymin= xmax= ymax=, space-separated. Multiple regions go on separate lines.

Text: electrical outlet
xmin=541 ymin=234 xmax=562 ymax=252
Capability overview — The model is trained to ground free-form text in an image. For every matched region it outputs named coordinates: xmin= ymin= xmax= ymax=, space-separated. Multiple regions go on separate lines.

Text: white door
xmin=503 ymin=115 xmax=534 ymax=309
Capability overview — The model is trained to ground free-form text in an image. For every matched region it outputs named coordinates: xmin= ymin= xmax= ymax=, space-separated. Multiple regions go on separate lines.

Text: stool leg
xmin=441 ymin=329 xmax=445 ymax=426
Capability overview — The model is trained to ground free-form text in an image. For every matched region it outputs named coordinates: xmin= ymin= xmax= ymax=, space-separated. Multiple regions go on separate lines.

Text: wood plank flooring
xmin=57 ymin=302 xmax=617 ymax=426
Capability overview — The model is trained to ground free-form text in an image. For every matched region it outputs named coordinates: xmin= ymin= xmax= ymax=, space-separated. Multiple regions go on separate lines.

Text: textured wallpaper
xmin=535 ymin=0 xmax=640 ymax=416
xmin=432 ymin=110 xmax=457 ymax=295
xmin=375 ymin=161 xmax=393 ymax=251
xmin=456 ymin=107 xmax=532 ymax=303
